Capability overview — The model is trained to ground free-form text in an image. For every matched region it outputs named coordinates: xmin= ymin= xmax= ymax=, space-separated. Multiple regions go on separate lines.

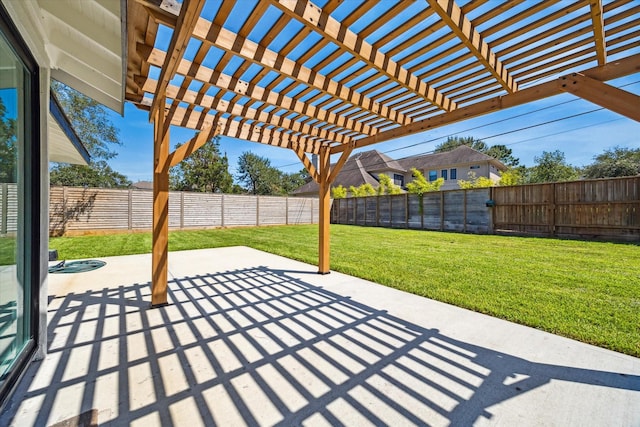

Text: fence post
xmin=405 ymin=193 xmax=409 ymax=228
xmin=463 ymin=190 xmax=468 ymax=232
xmin=489 ymin=187 xmax=494 ymax=234
xmin=1 ymin=183 xmax=7 ymax=234
xmin=221 ymin=194 xmax=225 ymax=227
xmin=256 ymin=195 xmax=260 ymax=226
xmin=180 ymin=191 xmax=185 ymax=229
xmin=63 ymin=186 xmax=68 ymax=225
xmin=440 ymin=191 xmax=444 ymax=231
xmin=354 ymin=197 xmax=357 ymax=225
xmin=128 ymin=189 xmax=133 ymax=230
xmin=551 ymin=183 xmax=556 ymax=236
xmin=420 ymin=194 xmax=424 ymax=230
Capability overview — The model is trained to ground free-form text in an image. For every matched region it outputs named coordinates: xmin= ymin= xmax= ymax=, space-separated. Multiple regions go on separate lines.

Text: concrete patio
xmin=1 ymin=246 xmax=638 ymax=426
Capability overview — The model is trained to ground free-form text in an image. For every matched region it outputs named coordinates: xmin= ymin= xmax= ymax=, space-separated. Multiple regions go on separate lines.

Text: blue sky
xmin=108 ymin=75 xmax=640 ymax=183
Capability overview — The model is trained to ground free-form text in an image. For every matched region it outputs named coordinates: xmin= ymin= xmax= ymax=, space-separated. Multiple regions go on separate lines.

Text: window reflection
xmin=0 ymin=29 xmax=29 ymax=386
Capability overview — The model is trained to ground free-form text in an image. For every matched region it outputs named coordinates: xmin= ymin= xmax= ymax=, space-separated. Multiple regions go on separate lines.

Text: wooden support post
xmin=318 ymin=145 xmax=331 ymax=274
xmin=152 ymin=101 xmax=170 ymax=307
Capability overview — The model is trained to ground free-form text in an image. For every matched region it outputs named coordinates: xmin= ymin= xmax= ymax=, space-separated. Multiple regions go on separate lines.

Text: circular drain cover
xmin=48 ymin=260 xmax=106 ymax=274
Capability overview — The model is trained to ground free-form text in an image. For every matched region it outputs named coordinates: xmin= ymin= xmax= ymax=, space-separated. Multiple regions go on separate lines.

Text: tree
xmin=349 ymin=183 xmax=376 ymax=197
xmin=486 ymin=144 xmax=519 ymax=167
xmin=435 ymin=136 xmax=488 ymax=153
xmin=52 ymin=81 xmax=121 ymax=160
xmin=583 ymin=146 xmax=640 ymax=179
xmin=236 ymin=152 xmax=281 ymax=195
xmin=458 ymin=171 xmax=494 ymax=189
xmin=50 ymin=82 xmax=128 ymax=187
xmin=170 ymin=135 xmax=233 ymax=193
xmin=331 ymin=185 xmax=347 ymax=199
xmin=50 ymin=160 xmax=131 ymax=188
xmin=526 ymin=150 xmax=580 ymax=183
xmin=279 ymin=169 xmax=310 ymax=195
xmin=498 ymin=168 xmax=525 ymax=186
xmin=0 ymin=98 xmax=17 ymax=183
xmin=435 ymin=136 xmax=520 ymax=167
xmin=406 ymin=168 xmax=444 ymax=195
xmin=376 ymin=173 xmax=402 ymax=195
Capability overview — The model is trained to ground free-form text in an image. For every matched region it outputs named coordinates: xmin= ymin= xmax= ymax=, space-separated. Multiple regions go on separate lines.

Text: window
xmin=441 ymin=169 xmax=447 ymax=180
xmin=470 ymin=165 xmax=480 ymax=169
xmin=428 ymin=170 xmax=437 ymax=182
xmin=450 ymin=168 xmax=457 ymax=180
xmin=393 ymin=173 xmax=404 ymax=187
xmin=0 ymin=7 xmax=40 ymax=405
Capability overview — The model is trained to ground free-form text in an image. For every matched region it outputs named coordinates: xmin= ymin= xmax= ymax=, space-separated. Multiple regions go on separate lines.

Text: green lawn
xmin=50 ymin=225 xmax=640 ymax=357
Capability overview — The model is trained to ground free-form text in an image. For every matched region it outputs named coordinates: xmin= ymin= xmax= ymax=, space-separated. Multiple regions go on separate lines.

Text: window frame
xmin=0 ymin=2 xmax=41 ymax=407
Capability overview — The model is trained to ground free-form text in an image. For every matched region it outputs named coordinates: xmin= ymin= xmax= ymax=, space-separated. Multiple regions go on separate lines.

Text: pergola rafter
xmin=268 ymin=0 xmax=457 ymax=112
xmin=125 ymin=0 xmax=640 ymax=305
xmin=425 ymin=0 xmax=517 ymax=94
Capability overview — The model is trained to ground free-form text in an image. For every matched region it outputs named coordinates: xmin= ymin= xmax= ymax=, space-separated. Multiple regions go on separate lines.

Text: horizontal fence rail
xmin=331 ymin=176 xmax=640 ymax=241
xmin=48 ymin=186 xmax=319 ymax=236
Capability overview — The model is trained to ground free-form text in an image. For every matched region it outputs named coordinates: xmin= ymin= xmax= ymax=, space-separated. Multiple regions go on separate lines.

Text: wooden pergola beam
xmin=159 ymin=103 xmax=323 ymax=153
xmin=330 ymin=53 xmax=640 ymax=154
xmin=138 ymin=75 xmax=356 ymax=146
xmin=268 ymin=0 xmax=457 ymax=112
xmin=589 ymin=0 xmax=607 ymax=65
xmin=425 ymin=0 xmax=518 ymax=94
xmin=293 ymin=144 xmax=319 ymax=183
xmin=148 ymin=0 xmax=204 ymax=122
xmin=558 ymin=73 xmax=640 ymax=121
xmin=167 ymin=125 xmax=218 ymax=168
xmin=138 ymin=45 xmax=383 ymax=138
xmin=146 ymin=9 xmax=412 ymax=127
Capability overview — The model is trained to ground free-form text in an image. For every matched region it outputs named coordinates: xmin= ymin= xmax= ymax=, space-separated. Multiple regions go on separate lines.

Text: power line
xmin=270 ymin=79 xmax=639 ymax=173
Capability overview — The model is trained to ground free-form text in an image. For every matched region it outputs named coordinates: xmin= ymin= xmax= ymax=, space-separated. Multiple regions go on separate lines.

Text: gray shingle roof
xmin=398 ymin=145 xmax=507 ymax=171
xmin=292 ymin=146 xmax=506 ymax=195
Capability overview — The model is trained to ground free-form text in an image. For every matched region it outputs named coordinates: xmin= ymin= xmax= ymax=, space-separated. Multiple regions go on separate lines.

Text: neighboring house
xmin=292 ymin=146 xmax=507 ymax=196
xmin=292 ymin=150 xmax=407 ymax=197
xmin=400 ymin=145 xmax=507 ymax=191
xmin=131 ymin=180 xmax=154 ymax=190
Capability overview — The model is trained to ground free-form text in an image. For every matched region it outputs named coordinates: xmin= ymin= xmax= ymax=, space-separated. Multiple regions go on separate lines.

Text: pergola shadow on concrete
xmin=2 ymin=248 xmax=639 ymax=426
xmin=125 ymin=0 xmax=640 ymax=305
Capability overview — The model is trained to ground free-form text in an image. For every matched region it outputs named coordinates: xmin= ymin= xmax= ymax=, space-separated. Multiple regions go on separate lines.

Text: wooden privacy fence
xmin=331 ymin=176 xmax=640 ymax=241
xmin=0 ymin=183 xmax=18 ymax=234
xmin=491 ymin=176 xmax=640 ymax=240
xmin=331 ymin=189 xmax=492 ymax=233
xmin=49 ymin=186 xmax=319 ymax=236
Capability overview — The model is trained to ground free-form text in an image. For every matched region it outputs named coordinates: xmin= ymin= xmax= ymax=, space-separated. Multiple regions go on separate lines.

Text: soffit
xmin=29 ymin=0 xmax=125 ymax=113
xmin=126 ymin=0 xmax=640 ymax=155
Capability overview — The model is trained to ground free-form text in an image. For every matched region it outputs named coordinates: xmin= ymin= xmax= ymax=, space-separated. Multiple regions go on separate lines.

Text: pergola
xmin=125 ymin=0 xmax=640 ymax=306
